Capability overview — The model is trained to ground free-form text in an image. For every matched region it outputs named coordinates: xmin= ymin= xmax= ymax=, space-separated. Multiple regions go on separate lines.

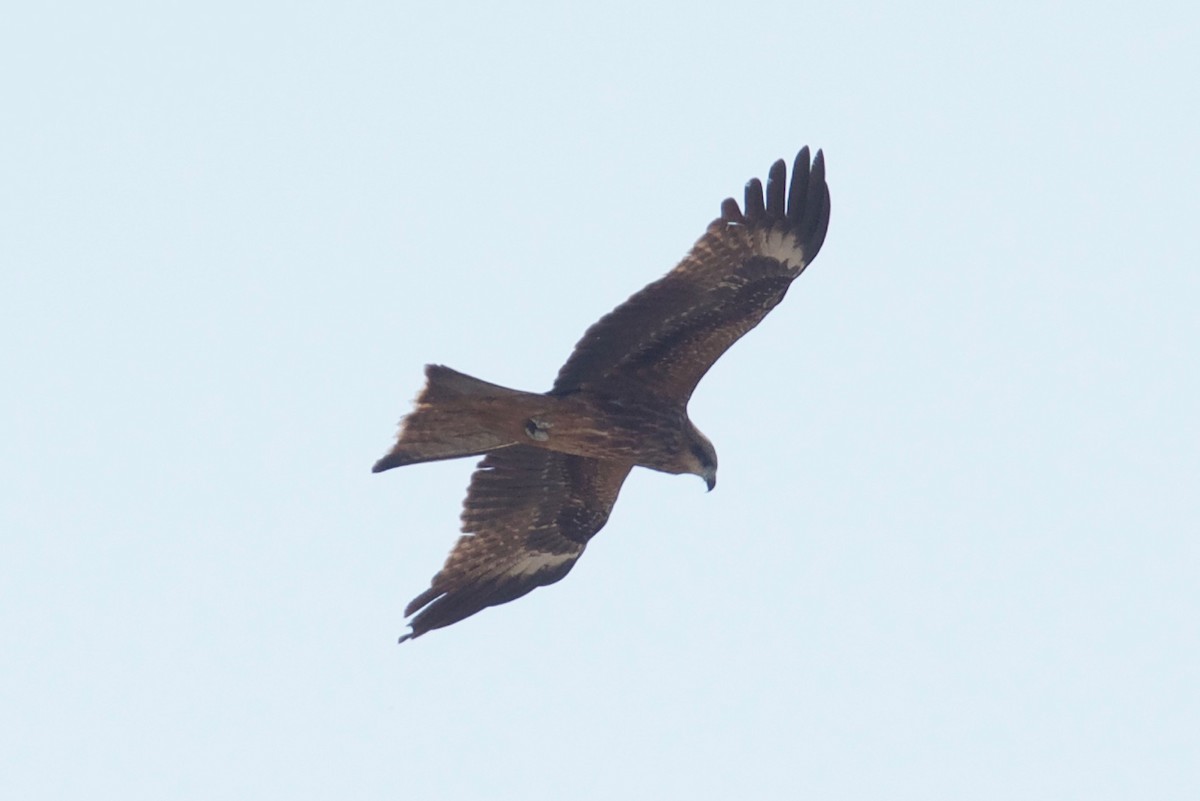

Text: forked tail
xmin=372 ymin=365 xmax=535 ymax=473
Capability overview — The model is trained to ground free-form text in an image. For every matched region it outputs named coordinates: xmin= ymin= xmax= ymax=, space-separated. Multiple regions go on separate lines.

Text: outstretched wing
xmin=552 ymin=148 xmax=831 ymax=401
xmin=399 ymin=447 xmax=633 ymax=642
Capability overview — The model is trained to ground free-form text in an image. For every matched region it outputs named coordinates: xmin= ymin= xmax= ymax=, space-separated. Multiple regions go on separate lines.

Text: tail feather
xmin=416 ymin=365 xmax=524 ymax=402
xmin=372 ymin=365 xmax=532 ymax=473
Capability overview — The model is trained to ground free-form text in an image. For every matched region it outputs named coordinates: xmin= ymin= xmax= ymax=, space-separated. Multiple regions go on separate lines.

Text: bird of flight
xmin=374 ymin=148 xmax=831 ymax=643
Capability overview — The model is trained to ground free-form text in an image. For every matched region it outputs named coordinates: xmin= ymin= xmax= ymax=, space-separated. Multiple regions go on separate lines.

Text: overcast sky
xmin=3 ymin=2 xmax=1198 ymax=799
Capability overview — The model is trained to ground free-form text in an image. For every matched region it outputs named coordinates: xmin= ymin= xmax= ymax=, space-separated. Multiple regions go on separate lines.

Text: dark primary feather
xmin=399 ymin=446 xmax=632 ymax=641
xmin=552 ymin=148 xmax=830 ymax=401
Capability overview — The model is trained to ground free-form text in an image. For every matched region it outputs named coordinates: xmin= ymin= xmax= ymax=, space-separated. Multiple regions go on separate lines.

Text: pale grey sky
xmin=3 ymin=2 xmax=1198 ymax=799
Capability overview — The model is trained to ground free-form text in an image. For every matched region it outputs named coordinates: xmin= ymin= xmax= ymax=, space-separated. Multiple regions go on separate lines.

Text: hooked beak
xmin=703 ymin=470 xmax=716 ymax=492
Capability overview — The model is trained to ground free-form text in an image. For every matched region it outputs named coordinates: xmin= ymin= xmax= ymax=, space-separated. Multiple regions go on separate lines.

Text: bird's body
xmin=374 ymin=367 xmax=707 ymax=478
xmin=374 ymin=148 xmax=831 ymax=642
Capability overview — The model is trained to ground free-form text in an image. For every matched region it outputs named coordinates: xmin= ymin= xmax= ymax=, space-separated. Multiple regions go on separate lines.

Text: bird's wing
xmin=399 ymin=446 xmax=633 ymax=641
xmin=552 ymin=148 xmax=831 ymax=402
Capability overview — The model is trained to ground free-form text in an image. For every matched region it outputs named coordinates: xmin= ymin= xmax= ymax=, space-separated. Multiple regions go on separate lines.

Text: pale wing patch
xmin=508 ymin=547 xmax=581 ymax=578
xmin=752 ymin=228 xmax=806 ymax=271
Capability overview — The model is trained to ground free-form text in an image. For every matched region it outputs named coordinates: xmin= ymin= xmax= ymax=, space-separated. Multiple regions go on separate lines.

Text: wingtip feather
xmin=719 ymin=197 xmax=744 ymax=222
xmin=744 ymin=177 xmax=766 ymax=220
xmin=787 ymin=150 xmax=811 ymax=224
xmin=404 ymin=585 xmax=442 ymax=617
xmin=717 ymin=147 xmax=828 ymax=237
xmin=765 ymin=159 xmax=787 ymax=217
xmin=715 ymin=147 xmax=830 ymax=266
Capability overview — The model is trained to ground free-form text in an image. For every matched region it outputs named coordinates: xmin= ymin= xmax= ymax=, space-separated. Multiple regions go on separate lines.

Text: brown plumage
xmin=375 ymin=148 xmax=831 ymax=642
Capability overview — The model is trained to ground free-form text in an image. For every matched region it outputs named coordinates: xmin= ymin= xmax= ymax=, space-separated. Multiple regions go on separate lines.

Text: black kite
xmin=375 ymin=148 xmax=831 ymax=642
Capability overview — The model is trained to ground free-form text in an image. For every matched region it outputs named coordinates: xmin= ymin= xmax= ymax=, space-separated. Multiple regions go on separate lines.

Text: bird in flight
xmin=374 ymin=148 xmax=831 ymax=642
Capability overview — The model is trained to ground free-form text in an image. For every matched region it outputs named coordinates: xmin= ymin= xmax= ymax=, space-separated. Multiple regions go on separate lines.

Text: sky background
xmin=3 ymin=1 xmax=1198 ymax=798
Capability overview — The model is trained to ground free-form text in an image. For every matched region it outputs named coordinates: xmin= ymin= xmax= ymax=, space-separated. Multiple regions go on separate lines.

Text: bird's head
xmin=685 ymin=426 xmax=718 ymax=492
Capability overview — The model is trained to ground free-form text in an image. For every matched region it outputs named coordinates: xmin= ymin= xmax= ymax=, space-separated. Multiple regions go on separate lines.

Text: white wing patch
xmin=752 ymin=228 xmax=806 ymax=271
xmin=509 ymin=548 xmax=579 ymax=578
